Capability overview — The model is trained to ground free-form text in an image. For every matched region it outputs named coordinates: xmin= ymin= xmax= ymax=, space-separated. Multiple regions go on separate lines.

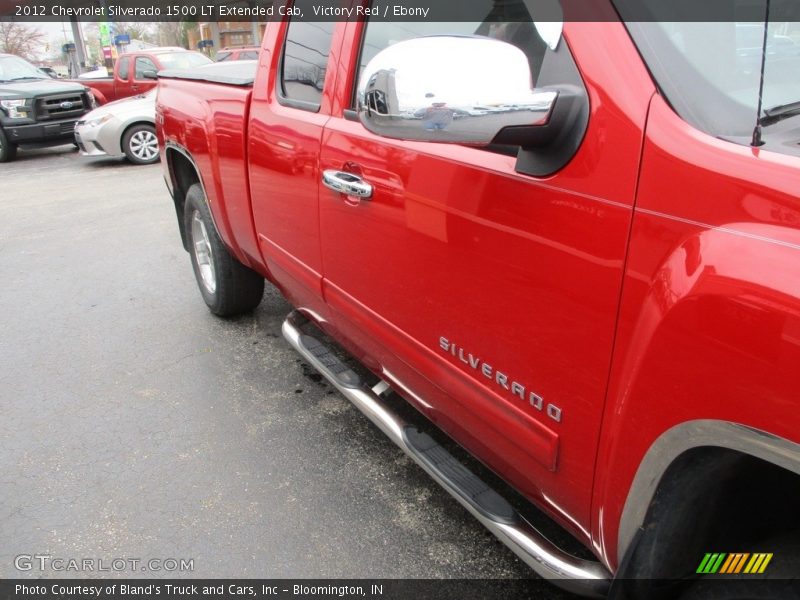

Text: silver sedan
xmin=74 ymin=89 xmax=158 ymax=165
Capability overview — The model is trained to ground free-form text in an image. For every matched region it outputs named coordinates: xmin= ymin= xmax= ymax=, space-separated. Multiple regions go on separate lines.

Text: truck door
xmin=318 ymin=15 xmax=654 ymax=538
xmin=132 ymin=56 xmax=157 ymax=96
xmin=113 ymin=56 xmax=131 ymax=101
xmin=248 ymin=15 xmax=342 ymax=316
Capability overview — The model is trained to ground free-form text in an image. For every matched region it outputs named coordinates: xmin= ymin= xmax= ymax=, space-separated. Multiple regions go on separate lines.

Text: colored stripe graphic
xmin=720 ymin=552 xmax=750 ymax=573
xmin=697 ymin=554 xmax=714 ymax=573
xmin=698 ymin=552 xmax=773 ymax=574
xmin=744 ymin=553 xmax=773 ymax=574
xmin=697 ymin=553 xmax=727 ymax=574
xmin=719 ymin=554 xmax=736 ymax=573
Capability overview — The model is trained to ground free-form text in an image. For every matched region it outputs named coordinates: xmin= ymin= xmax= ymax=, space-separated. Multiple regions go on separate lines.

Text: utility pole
xmin=69 ymin=17 xmax=88 ymax=73
xmin=251 ymin=22 xmax=261 ymax=47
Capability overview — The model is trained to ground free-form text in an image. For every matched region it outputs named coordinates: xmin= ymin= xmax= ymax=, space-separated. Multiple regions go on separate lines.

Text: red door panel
xmin=248 ymin=19 xmax=343 ymax=314
xmin=317 ymin=21 xmax=655 ymax=541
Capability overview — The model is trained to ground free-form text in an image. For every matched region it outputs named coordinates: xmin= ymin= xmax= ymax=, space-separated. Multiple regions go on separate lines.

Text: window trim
xmin=348 ymin=20 xmax=369 ymax=111
xmin=276 ymin=17 xmax=329 ymax=113
xmin=134 ymin=56 xmax=158 ymax=81
xmin=117 ymin=56 xmax=129 ymax=80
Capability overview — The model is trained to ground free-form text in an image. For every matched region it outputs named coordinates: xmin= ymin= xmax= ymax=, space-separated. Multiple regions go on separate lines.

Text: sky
xmin=28 ymin=21 xmax=79 ymax=44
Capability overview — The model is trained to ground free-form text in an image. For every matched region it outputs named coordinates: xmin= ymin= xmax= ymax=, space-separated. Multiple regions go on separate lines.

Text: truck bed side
xmin=157 ymin=67 xmax=265 ymax=275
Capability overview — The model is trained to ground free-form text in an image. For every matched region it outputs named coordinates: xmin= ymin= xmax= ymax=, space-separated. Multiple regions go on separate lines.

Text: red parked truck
xmin=156 ymin=7 xmax=800 ymax=599
xmin=215 ymin=46 xmax=261 ymax=62
xmin=71 ymin=48 xmax=211 ymax=104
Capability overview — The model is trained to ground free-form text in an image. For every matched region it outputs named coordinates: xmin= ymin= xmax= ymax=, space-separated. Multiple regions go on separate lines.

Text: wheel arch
xmin=594 ymin=219 xmax=800 ymax=568
xmin=120 ymin=118 xmax=155 ymax=140
xmin=619 ymin=420 xmax=800 ymax=563
xmin=165 ymin=143 xmax=224 ymax=253
xmin=613 ymin=421 xmax=800 ymax=597
xmin=119 ymin=119 xmax=156 ymax=157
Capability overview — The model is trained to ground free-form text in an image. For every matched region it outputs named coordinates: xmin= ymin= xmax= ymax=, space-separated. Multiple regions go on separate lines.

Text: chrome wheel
xmin=128 ymin=129 xmax=158 ymax=161
xmin=191 ymin=210 xmax=216 ymax=294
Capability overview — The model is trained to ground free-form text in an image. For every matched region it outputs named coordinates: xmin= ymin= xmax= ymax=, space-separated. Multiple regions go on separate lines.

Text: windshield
xmin=157 ymin=52 xmax=213 ymax=70
xmin=0 ymin=55 xmax=48 ymax=82
xmin=624 ymin=21 xmax=800 ymax=141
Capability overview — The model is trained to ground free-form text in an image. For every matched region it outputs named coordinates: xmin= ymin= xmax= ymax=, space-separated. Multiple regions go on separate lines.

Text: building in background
xmin=188 ymin=22 xmax=265 ymax=55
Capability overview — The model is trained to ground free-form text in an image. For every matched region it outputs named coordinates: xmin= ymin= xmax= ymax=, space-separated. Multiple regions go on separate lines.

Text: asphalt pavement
xmin=0 ymin=145 xmax=580 ymax=598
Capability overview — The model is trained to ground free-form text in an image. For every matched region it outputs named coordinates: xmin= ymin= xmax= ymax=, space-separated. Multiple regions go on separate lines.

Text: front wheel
xmin=0 ymin=127 xmax=18 ymax=162
xmin=122 ymin=124 xmax=159 ymax=165
xmin=184 ymin=183 xmax=264 ymax=317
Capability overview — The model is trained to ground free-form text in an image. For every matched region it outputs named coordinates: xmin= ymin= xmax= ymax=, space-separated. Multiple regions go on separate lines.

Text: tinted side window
xmin=117 ymin=57 xmax=129 ymax=80
xmin=280 ymin=20 xmax=335 ymax=110
xmin=216 ymin=51 xmax=232 ymax=62
xmin=135 ymin=57 xmax=157 ymax=79
xmin=241 ymin=51 xmax=259 ymax=60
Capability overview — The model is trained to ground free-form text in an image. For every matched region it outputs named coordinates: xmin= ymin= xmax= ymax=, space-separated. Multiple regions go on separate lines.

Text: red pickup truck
xmin=71 ymin=48 xmax=211 ymax=104
xmin=157 ymin=8 xmax=800 ymax=599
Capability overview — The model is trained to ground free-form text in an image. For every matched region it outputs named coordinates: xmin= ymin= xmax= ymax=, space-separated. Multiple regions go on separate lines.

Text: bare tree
xmin=114 ymin=22 xmax=155 ymax=44
xmin=156 ymin=22 xmax=193 ymax=49
xmin=0 ymin=23 xmax=47 ymax=61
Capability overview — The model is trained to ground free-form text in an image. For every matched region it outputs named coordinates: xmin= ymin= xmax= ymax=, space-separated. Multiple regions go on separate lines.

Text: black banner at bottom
xmin=4 ymin=579 xmax=800 ymax=600
xmin=2 ymin=580 xmax=576 ymax=600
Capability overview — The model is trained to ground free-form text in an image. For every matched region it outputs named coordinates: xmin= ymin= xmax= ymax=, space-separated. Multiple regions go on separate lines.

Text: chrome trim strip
xmin=283 ymin=310 xmax=611 ymax=598
xmin=163 ymin=141 xmax=225 ymax=244
xmin=618 ymin=420 xmax=800 ymax=564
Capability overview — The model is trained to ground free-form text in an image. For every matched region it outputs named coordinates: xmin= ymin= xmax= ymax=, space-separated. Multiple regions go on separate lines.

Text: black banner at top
xmin=1 ymin=0 xmax=799 ymax=22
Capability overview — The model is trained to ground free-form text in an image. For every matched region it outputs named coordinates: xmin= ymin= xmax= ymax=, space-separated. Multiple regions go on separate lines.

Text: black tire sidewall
xmin=185 ymin=185 xmax=225 ymax=313
xmin=182 ymin=183 xmax=264 ymax=316
xmin=122 ymin=124 xmax=158 ymax=165
xmin=0 ymin=127 xmax=18 ymax=162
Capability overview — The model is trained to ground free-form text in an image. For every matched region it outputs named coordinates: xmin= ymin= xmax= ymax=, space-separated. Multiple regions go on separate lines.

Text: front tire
xmin=122 ymin=124 xmax=159 ymax=165
xmin=184 ymin=183 xmax=264 ymax=316
xmin=0 ymin=127 xmax=18 ymax=162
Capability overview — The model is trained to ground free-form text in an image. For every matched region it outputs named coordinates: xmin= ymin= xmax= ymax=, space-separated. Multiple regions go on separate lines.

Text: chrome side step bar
xmin=282 ymin=311 xmax=612 ymax=598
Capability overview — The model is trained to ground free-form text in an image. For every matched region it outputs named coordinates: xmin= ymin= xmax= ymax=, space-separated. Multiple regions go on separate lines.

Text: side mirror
xmin=142 ymin=70 xmax=158 ymax=80
xmin=357 ymin=36 xmax=558 ymax=147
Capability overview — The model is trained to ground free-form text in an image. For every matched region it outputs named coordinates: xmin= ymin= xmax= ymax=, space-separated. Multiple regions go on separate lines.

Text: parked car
xmin=158 ymin=9 xmax=800 ymax=599
xmin=37 ymin=66 xmax=59 ymax=79
xmin=215 ymin=46 xmax=261 ymax=62
xmin=735 ymin=23 xmax=800 ymax=74
xmin=75 ymin=89 xmax=157 ymax=165
xmin=0 ymin=53 xmax=95 ymax=162
xmin=66 ymin=48 xmax=211 ymax=105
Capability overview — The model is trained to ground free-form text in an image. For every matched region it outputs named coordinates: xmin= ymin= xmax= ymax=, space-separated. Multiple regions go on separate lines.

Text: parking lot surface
xmin=1 ymin=146 xmax=577 ymax=596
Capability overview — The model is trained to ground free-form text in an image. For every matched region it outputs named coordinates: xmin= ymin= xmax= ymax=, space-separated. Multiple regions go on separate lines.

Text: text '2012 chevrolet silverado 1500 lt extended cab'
xmin=157 ymin=3 xmax=800 ymax=598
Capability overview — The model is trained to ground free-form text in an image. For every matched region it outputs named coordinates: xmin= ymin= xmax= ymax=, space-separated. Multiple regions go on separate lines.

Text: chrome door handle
xmin=322 ymin=170 xmax=373 ymax=199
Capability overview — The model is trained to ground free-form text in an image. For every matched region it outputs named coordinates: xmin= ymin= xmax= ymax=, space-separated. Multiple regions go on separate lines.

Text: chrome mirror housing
xmin=357 ymin=36 xmax=558 ymax=146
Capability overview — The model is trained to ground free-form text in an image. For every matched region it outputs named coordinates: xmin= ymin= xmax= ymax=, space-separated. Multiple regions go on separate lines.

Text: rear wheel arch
xmin=166 ymin=145 xmax=212 ymax=252
xmin=613 ymin=423 xmax=800 ymax=598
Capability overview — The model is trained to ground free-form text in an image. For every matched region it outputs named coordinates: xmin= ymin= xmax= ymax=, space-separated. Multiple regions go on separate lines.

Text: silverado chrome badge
xmin=439 ymin=337 xmax=562 ymax=423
